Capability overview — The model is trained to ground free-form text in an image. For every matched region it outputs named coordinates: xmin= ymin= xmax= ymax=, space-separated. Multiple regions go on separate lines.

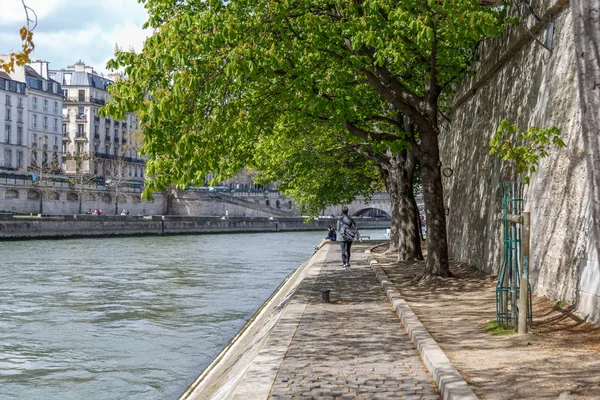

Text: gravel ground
xmin=372 ymin=246 xmax=600 ymax=400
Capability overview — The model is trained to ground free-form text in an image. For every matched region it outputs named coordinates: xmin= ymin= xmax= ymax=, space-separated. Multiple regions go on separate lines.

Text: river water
xmin=0 ymin=229 xmax=385 ymax=399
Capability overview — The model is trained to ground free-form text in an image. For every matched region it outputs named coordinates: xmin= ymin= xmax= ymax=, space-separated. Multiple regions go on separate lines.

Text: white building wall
xmin=0 ymin=78 xmax=28 ymax=171
xmin=28 ymin=88 xmax=63 ymax=171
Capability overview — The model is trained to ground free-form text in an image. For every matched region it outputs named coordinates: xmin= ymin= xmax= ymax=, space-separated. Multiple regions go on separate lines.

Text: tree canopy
xmin=103 ymin=0 xmax=507 ymax=276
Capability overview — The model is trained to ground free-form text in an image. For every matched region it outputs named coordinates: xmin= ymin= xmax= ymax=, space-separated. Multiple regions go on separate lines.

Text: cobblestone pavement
xmin=268 ymin=244 xmax=440 ymax=399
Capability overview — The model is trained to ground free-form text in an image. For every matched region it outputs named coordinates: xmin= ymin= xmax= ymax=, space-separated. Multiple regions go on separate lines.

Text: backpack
xmin=341 ymin=221 xmax=357 ymax=241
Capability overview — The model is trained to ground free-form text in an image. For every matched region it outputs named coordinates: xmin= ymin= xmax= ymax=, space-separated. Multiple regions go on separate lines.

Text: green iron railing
xmin=496 ymin=182 xmax=532 ymax=328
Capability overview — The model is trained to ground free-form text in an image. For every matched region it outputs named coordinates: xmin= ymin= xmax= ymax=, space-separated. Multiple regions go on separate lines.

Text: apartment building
xmin=25 ymin=61 xmax=64 ymax=173
xmin=49 ymin=61 xmax=144 ymax=182
xmin=0 ymin=72 xmax=27 ymax=170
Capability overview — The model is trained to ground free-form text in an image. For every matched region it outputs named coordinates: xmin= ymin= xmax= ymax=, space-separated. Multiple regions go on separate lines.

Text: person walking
xmin=337 ymin=206 xmax=362 ymax=269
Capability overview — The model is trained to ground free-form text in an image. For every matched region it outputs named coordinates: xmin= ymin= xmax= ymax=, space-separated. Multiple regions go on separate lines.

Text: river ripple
xmin=0 ymin=229 xmax=384 ymax=399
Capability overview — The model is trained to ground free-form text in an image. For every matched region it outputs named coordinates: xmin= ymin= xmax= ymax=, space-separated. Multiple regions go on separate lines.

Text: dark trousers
xmin=340 ymin=240 xmax=353 ymax=265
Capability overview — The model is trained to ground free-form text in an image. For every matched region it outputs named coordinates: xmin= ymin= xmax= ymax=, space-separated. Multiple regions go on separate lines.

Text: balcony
xmin=17 ymin=119 xmax=23 ymax=124
xmin=62 ymin=115 xmax=70 ymax=122
xmin=5 ymin=100 xmax=11 ymax=107
xmin=94 ymin=134 xmax=100 ymax=140
xmin=113 ymin=120 xmax=119 ymax=127
xmin=94 ymin=116 xmax=100 ymax=123
xmin=121 ymin=122 xmax=127 ymax=128
xmin=16 ymin=102 xmax=23 ymax=109
xmin=105 ymin=135 xmax=111 ymax=142
xmin=75 ymin=134 xmax=87 ymax=142
xmin=76 ymin=114 xmax=87 ymax=122
xmin=90 ymin=98 xmax=105 ymax=106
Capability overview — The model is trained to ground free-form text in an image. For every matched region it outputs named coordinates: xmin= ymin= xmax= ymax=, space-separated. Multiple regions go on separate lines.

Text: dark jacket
xmin=326 ymin=229 xmax=336 ymax=241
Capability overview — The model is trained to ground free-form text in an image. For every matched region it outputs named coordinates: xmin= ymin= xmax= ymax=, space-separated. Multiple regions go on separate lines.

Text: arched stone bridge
xmin=321 ymin=193 xmax=393 ymax=218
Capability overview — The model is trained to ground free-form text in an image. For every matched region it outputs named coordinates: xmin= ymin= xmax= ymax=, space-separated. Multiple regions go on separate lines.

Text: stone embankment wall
xmin=0 ymin=215 xmax=390 ymax=239
xmin=441 ymin=1 xmax=599 ymax=321
xmin=0 ymin=185 xmax=166 ymax=215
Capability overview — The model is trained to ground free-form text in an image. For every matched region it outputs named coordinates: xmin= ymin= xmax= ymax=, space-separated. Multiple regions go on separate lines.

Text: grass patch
xmin=553 ymin=300 xmax=569 ymax=311
xmin=483 ymin=320 xmax=516 ymax=335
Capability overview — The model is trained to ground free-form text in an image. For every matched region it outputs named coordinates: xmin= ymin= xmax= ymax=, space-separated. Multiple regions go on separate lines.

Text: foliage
xmin=102 ymin=0 xmax=507 ymax=205
xmin=251 ymin=118 xmax=383 ymax=215
xmin=0 ymin=1 xmax=36 ymax=72
xmin=489 ymin=119 xmax=566 ymax=184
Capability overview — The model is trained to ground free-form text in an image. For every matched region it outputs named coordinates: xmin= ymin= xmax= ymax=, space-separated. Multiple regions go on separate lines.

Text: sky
xmin=0 ymin=0 xmax=150 ymax=74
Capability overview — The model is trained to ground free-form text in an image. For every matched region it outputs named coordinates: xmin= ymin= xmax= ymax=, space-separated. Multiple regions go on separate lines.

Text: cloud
xmin=0 ymin=0 xmax=149 ymax=74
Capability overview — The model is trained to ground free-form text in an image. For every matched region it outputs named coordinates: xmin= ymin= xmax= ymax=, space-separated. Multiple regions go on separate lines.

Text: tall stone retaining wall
xmin=0 ymin=185 xmax=166 ymax=216
xmin=441 ymin=1 xmax=599 ymax=321
xmin=0 ymin=215 xmax=390 ymax=239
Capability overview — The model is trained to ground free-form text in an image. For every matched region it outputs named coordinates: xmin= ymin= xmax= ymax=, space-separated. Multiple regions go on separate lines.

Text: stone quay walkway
xmin=184 ymin=242 xmax=446 ymax=400
xmin=267 ymin=243 xmax=440 ymax=399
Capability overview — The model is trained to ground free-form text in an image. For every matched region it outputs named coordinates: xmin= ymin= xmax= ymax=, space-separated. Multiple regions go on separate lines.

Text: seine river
xmin=0 ymin=229 xmax=385 ymax=399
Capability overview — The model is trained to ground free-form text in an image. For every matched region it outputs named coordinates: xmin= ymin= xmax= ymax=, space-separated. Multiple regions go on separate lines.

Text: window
xmin=76 ymin=142 xmax=83 ymax=154
xmin=62 ymin=89 xmax=68 ymax=98
xmin=54 ymin=137 xmax=58 ymax=147
xmin=77 ymin=124 xmax=85 ymax=136
xmin=43 ymin=99 xmax=48 ymax=112
xmin=53 ymin=101 xmax=59 ymax=114
xmin=4 ymin=109 xmax=9 ymax=121
xmin=78 ymin=90 xmax=85 ymax=102
xmin=77 ymin=106 xmax=84 ymax=117
xmin=17 ymin=110 xmax=22 ymax=123
xmin=4 ymin=149 xmax=12 ymax=167
xmin=32 ymin=97 xmax=38 ymax=110
xmin=62 ymin=142 xmax=67 ymax=154
xmin=17 ymin=127 xmax=22 ymax=145
xmin=17 ymin=97 xmax=22 ymax=108
xmin=5 ymin=94 xmax=11 ymax=106
xmin=54 ymin=118 xmax=58 ymax=132
xmin=32 ymin=114 xmax=37 ymax=128
xmin=16 ymin=151 xmax=23 ymax=168
xmin=62 ymin=124 xmax=67 ymax=135
xmin=43 ymin=116 xmax=48 ymax=130
xmin=4 ymin=124 xmax=10 ymax=143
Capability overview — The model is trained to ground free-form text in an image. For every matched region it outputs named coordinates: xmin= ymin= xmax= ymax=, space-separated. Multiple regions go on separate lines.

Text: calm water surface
xmin=0 ymin=229 xmax=385 ymax=399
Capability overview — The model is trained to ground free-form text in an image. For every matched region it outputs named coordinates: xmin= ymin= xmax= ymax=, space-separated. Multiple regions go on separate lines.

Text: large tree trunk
xmin=377 ymin=149 xmax=422 ymax=261
xmin=419 ymin=128 xmax=451 ymax=277
xmin=572 ymin=0 xmax=600 ymax=253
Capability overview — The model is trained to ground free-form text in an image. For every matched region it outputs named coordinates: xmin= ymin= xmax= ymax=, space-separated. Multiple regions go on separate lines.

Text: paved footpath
xmin=268 ymin=243 xmax=440 ymax=399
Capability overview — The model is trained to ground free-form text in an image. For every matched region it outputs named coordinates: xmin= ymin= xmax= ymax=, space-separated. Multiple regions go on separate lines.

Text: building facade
xmin=0 ymin=72 xmax=27 ymax=171
xmin=24 ymin=62 xmax=64 ymax=173
xmin=49 ymin=61 xmax=144 ymax=184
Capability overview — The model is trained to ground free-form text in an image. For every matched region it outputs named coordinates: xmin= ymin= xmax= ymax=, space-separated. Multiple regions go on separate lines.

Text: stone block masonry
xmin=440 ymin=1 xmax=599 ymax=321
xmin=0 ymin=215 xmax=390 ymax=239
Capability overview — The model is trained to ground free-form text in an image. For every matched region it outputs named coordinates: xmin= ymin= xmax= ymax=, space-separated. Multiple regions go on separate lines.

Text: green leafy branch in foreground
xmin=489 ymin=119 xmax=566 ymax=184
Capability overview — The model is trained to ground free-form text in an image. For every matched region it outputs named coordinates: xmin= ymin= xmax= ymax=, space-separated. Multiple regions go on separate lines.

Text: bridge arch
xmin=352 ymin=207 xmax=390 ymax=218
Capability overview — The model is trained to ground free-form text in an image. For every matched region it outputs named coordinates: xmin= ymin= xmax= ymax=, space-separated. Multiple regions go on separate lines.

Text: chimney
xmin=74 ymin=60 xmax=86 ymax=72
xmin=28 ymin=60 xmax=49 ymax=79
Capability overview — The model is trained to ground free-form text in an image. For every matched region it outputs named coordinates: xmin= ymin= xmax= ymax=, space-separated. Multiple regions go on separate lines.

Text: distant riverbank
xmin=0 ymin=215 xmax=390 ymax=240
